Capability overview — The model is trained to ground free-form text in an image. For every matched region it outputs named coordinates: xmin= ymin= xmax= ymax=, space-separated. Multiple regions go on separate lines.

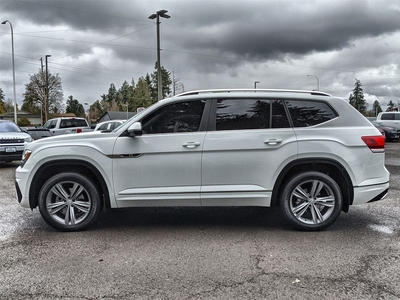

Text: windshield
xmin=0 ymin=122 xmax=21 ymax=132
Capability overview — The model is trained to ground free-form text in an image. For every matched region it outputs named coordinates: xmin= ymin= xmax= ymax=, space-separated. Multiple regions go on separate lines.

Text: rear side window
xmin=381 ymin=113 xmax=394 ymax=120
xmin=59 ymin=119 xmax=88 ymax=128
xmin=285 ymin=100 xmax=337 ymax=127
xmin=380 ymin=113 xmax=400 ymax=120
xmin=215 ymin=99 xmax=290 ymax=130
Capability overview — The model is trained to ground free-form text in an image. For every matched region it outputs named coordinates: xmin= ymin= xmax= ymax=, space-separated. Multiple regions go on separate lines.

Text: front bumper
xmin=0 ymin=150 xmax=23 ymax=162
xmin=15 ymin=180 xmax=22 ymax=203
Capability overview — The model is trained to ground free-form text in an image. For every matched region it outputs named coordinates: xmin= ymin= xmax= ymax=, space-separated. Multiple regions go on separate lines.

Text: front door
xmin=112 ymin=100 xmax=207 ymax=207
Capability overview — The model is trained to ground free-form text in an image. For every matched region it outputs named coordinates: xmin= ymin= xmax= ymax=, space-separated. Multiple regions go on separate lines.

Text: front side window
xmin=285 ymin=100 xmax=337 ymax=127
xmin=141 ymin=100 xmax=205 ymax=134
xmin=215 ymin=99 xmax=290 ymax=130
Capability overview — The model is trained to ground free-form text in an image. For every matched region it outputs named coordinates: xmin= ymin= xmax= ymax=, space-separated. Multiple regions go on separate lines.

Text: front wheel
xmin=280 ymin=171 xmax=343 ymax=231
xmin=38 ymin=172 xmax=101 ymax=231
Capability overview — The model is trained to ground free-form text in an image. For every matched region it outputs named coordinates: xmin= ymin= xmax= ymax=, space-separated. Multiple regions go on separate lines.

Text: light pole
xmin=2 ymin=20 xmax=17 ymax=124
xmin=254 ymin=81 xmax=260 ymax=89
xmin=148 ymin=10 xmax=170 ymax=101
xmin=45 ymin=55 xmax=51 ymax=122
xmin=307 ymin=75 xmax=319 ymax=91
xmin=84 ymin=102 xmax=89 ymax=123
xmin=124 ymin=103 xmax=128 ymax=119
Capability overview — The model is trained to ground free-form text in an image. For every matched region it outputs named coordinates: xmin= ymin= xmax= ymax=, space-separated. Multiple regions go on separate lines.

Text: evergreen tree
xmin=107 ymin=83 xmax=117 ymax=104
xmin=371 ymin=100 xmax=382 ymax=116
xmin=89 ymin=100 xmax=106 ymax=121
xmin=0 ymin=88 xmax=5 ymax=114
xmin=132 ymin=77 xmax=152 ymax=111
xmin=66 ymin=95 xmax=85 ymax=117
xmin=386 ymin=100 xmax=396 ymax=111
xmin=145 ymin=73 xmax=157 ymax=102
xmin=150 ymin=63 xmax=172 ymax=102
xmin=348 ymin=79 xmax=367 ymax=115
xmin=118 ymin=80 xmax=133 ymax=110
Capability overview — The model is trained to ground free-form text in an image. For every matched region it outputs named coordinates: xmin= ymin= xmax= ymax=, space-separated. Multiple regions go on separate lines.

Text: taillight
xmin=361 ymin=135 xmax=385 ymax=153
xmin=76 ymin=128 xmax=82 ymax=133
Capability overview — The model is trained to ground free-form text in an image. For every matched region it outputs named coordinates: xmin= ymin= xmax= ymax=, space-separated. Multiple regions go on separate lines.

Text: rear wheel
xmin=38 ymin=172 xmax=101 ymax=231
xmin=280 ymin=171 xmax=342 ymax=231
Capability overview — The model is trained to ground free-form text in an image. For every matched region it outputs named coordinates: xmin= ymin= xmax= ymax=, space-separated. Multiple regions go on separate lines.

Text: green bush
xmin=18 ymin=117 xmax=31 ymax=127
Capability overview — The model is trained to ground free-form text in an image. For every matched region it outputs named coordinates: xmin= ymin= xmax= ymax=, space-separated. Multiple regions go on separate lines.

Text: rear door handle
xmin=264 ymin=139 xmax=282 ymax=145
xmin=183 ymin=142 xmax=201 ymax=148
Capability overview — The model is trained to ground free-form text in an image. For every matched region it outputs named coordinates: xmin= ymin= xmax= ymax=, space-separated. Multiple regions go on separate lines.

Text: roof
xmin=98 ymin=111 xmax=136 ymax=122
xmin=175 ymin=89 xmax=332 ymax=97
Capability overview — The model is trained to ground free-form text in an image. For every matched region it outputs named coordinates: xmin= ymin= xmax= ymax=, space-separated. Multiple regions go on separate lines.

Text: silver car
xmin=0 ymin=120 xmax=33 ymax=162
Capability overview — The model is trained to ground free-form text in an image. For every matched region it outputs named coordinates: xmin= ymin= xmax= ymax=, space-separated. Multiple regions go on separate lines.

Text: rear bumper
xmin=352 ymin=182 xmax=389 ymax=205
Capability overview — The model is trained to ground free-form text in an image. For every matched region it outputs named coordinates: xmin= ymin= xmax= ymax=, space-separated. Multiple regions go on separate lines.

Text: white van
xmin=376 ymin=112 xmax=400 ymax=129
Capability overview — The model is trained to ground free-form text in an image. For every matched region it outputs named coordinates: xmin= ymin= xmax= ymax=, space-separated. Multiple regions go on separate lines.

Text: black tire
xmin=38 ymin=172 xmax=101 ymax=232
xmin=280 ymin=171 xmax=343 ymax=231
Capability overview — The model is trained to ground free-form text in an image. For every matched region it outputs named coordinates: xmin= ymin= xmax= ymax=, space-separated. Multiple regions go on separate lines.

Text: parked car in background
xmin=376 ymin=112 xmax=400 ymax=129
xmin=0 ymin=120 xmax=33 ymax=162
xmin=371 ymin=120 xmax=400 ymax=142
xmin=25 ymin=128 xmax=54 ymax=141
xmin=94 ymin=120 xmax=125 ymax=131
xmin=15 ymin=89 xmax=389 ymax=232
xmin=42 ymin=117 xmax=92 ymax=135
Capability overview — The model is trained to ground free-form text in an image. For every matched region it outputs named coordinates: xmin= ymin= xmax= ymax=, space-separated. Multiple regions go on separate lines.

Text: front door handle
xmin=264 ymin=139 xmax=282 ymax=145
xmin=183 ymin=142 xmax=201 ymax=148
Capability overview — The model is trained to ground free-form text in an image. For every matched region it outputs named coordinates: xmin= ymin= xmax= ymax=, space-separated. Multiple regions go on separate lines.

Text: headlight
xmin=25 ymin=136 xmax=33 ymax=143
xmin=20 ymin=149 xmax=32 ymax=168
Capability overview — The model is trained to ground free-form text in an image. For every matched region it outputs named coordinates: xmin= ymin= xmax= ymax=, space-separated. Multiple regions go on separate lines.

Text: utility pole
xmin=45 ymin=55 xmax=51 ymax=122
xmin=40 ymin=57 xmax=45 ymax=124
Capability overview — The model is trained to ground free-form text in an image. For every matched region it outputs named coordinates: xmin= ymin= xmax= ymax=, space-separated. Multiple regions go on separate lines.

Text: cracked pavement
xmin=1 ymin=143 xmax=400 ymax=299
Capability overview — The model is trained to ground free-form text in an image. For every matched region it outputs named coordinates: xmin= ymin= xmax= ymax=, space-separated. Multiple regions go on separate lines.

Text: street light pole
xmin=45 ymin=55 xmax=51 ymax=122
xmin=2 ymin=20 xmax=17 ymax=124
xmin=83 ymin=103 xmax=89 ymax=123
xmin=307 ymin=75 xmax=319 ymax=91
xmin=148 ymin=10 xmax=170 ymax=101
xmin=124 ymin=104 xmax=128 ymax=119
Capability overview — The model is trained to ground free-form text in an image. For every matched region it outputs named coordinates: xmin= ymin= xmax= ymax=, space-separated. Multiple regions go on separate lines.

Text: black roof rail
xmin=175 ymin=89 xmax=332 ymax=97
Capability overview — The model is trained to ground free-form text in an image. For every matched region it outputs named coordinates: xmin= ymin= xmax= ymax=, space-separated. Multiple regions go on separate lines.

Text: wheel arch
xmin=271 ymin=158 xmax=353 ymax=212
xmin=28 ymin=159 xmax=110 ymax=210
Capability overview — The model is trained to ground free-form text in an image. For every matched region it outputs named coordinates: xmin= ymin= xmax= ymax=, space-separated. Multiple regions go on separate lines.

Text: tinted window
xmin=59 ymin=119 xmax=88 ymax=128
xmin=285 ymin=100 xmax=337 ymax=127
xmin=381 ymin=113 xmax=394 ymax=120
xmin=215 ymin=99 xmax=290 ymax=130
xmin=141 ymin=100 xmax=205 ymax=134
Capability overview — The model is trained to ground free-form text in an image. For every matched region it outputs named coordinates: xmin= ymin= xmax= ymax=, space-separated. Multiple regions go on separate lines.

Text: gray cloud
xmin=1 ymin=0 xmax=400 ymax=109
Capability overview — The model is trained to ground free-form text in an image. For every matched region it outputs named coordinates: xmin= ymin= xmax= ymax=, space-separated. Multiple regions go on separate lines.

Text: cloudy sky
xmin=1 ymin=0 xmax=400 ymax=111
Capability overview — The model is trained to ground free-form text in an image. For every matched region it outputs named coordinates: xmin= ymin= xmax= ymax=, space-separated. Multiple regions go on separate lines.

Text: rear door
xmin=201 ymin=98 xmax=297 ymax=206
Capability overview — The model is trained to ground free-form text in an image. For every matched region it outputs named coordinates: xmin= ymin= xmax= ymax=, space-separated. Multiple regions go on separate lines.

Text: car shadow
xmin=93 ymin=206 xmax=291 ymax=231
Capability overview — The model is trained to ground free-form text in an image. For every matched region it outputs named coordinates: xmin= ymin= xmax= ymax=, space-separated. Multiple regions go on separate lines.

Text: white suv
xmin=15 ymin=89 xmax=389 ymax=231
xmin=0 ymin=120 xmax=33 ymax=162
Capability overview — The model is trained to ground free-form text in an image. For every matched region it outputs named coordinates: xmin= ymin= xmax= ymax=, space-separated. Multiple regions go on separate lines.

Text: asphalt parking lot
xmin=0 ymin=144 xmax=399 ymax=299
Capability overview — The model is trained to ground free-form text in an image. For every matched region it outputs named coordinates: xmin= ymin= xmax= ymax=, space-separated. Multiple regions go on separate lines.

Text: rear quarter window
xmin=285 ymin=100 xmax=337 ymax=127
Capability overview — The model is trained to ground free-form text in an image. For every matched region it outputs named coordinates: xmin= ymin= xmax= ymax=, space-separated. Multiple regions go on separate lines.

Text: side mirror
xmin=127 ymin=122 xmax=142 ymax=137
